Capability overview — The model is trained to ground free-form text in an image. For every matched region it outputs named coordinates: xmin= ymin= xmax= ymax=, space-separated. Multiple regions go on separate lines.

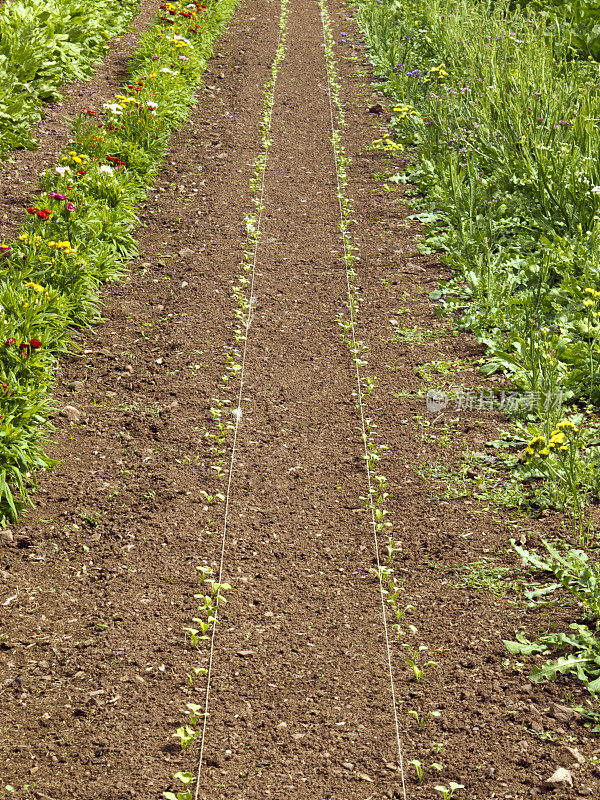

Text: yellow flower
xmin=25 ymin=282 xmax=44 ymax=293
xmin=556 ymin=419 xmax=578 ymax=433
xmin=549 ymin=430 xmax=565 ymax=445
xmin=539 ymin=448 xmax=550 ymax=457
xmin=526 ymin=435 xmax=546 ymax=452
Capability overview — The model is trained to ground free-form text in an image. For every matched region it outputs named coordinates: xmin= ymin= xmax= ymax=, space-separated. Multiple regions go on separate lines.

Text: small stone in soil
xmin=60 ymin=405 xmax=82 ymax=423
xmin=543 ymin=767 xmax=573 ymax=789
xmin=549 ymin=702 xmax=581 ymax=725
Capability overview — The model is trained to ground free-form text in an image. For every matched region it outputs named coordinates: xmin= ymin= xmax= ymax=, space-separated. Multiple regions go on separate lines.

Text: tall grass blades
xmin=357 ymin=0 xmax=600 ymax=407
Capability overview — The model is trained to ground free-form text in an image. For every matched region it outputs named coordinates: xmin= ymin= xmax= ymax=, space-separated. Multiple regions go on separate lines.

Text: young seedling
xmin=173 ymin=725 xmax=200 ymax=750
xmin=186 ymin=666 xmax=207 ymax=686
xmin=408 ymin=709 xmax=441 ymax=730
xmin=404 ymin=643 xmax=438 ymax=681
xmin=184 ymin=702 xmax=205 ymax=726
xmin=164 ymin=771 xmax=194 ymax=800
xmin=409 ymin=760 xmax=443 ymax=783
xmin=407 ymin=656 xmax=438 ymax=682
xmin=434 ymin=782 xmax=465 ymax=800
xmin=196 ymin=564 xmax=214 ymax=583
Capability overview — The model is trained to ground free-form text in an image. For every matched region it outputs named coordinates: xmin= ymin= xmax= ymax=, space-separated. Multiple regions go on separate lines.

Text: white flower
xmin=173 ymin=34 xmax=191 ymax=45
xmin=161 ymin=67 xmax=177 ymax=76
xmin=55 ymin=166 xmax=71 ymax=176
xmin=146 ymin=100 xmax=158 ymax=110
xmin=99 ymin=165 xmax=114 ymax=175
xmin=103 ymin=102 xmax=123 ymax=115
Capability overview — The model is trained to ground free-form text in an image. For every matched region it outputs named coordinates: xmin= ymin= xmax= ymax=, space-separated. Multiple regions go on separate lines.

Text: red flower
xmin=30 ymin=339 xmax=41 ymax=350
xmin=27 ymin=207 xmax=52 ymax=220
xmin=4 ymin=338 xmax=15 ymax=346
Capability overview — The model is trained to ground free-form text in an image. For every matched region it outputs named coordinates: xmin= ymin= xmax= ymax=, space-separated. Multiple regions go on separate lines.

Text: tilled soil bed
xmin=1 ymin=1 xmax=599 ymax=799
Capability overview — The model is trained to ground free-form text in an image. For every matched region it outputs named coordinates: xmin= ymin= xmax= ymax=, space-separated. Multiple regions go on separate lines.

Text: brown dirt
xmin=0 ymin=1 xmax=599 ymax=799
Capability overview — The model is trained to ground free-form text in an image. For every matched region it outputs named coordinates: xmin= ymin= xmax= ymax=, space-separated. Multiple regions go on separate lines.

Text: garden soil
xmin=1 ymin=0 xmax=599 ymax=799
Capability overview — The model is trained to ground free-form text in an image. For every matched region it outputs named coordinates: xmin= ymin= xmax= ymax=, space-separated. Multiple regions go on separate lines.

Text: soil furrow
xmin=194 ymin=1 xmax=402 ymax=797
xmin=0 ymin=2 xmax=283 ymax=797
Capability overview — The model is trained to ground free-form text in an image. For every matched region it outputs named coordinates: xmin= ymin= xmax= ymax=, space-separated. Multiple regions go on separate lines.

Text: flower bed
xmin=0 ymin=0 xmax=238 ymax=526
xmin=0 ymin=0 xmax=141 ymax=156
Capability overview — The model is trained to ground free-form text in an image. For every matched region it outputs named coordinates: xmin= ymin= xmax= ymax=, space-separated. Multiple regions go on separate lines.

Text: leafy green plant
xmin=506 ymin=538 xmax=600 ymax=692
xmin=521 ymin=417 xmax=594 ymax=541
xmin=405 ymin=643 xmax=438 ymax=682
xmin=164 ymin=771 xmax=194 ymax=800
xmin=408 ymin=759 xmax=443 ymax=783
xmin=434 ymin=783 xmax=465 ymax=800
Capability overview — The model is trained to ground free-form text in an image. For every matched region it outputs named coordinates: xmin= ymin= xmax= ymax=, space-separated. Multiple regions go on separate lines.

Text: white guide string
xmin=317 ymin=1 xmax=408 ymax=797
xmin=192 ymin=3 xmax=289 ymax=799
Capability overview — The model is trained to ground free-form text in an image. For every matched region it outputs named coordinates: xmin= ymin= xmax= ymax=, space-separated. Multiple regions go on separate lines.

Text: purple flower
xmin=66 ymin=202 xmax=76 ymax=212
xmin=49 ymin=192 xmax=67 ymax=201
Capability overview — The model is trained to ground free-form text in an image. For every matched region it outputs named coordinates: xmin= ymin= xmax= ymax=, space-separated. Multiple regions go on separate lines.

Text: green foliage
xmin=357 ymin=0 xmax=600 ymax=526
xmin=0 ymin=0 xmax=140 ymax=157
xmin=506 ymin=539 xmax=600 ymax=692
xmin=357 ymin=0 xmax=600 ymax=405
